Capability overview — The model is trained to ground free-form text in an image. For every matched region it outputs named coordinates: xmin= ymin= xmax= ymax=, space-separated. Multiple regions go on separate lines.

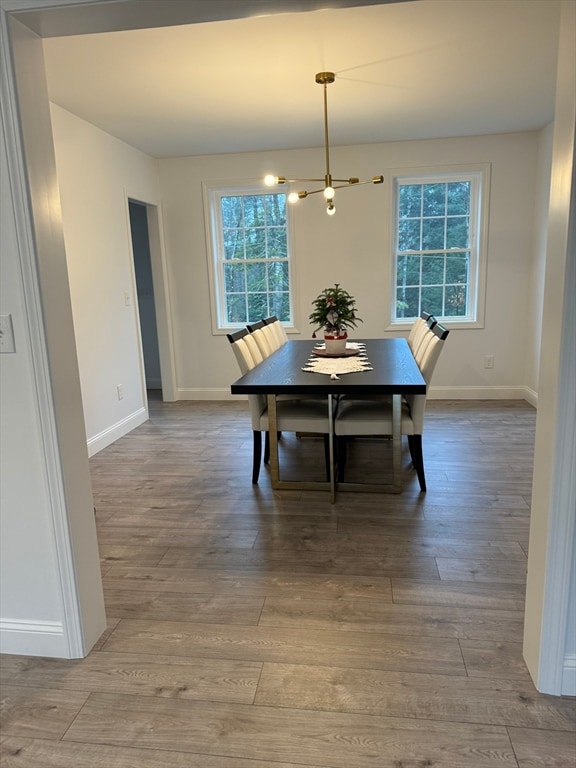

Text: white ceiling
xmin=42 ymin=0 xmax=561 ymax=158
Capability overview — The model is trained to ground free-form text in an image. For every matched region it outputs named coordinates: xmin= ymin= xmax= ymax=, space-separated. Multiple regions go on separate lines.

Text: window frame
xmin=387 ymin=163 xmax=490 ymax=330
xmin=203 ymin=180 xmax=297 ymax=334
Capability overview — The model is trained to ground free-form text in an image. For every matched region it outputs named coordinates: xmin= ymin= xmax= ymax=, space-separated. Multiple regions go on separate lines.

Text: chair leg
xmin=263 ymin=431 xmax=270 ymax=465
xmin=337 ymin=436 xmax=347 ymax=481
xmin=252 ymin=431 xmax=262 ymax=484
xmin=408 ymin=434 xmax=426 ymax=492
xmin=323 ymin=434 xmax=331 ymax=481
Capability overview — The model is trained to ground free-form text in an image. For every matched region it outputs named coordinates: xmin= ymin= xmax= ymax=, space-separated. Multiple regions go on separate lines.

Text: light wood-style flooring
xmin=2 ymin=397 xmax=575 ymax=767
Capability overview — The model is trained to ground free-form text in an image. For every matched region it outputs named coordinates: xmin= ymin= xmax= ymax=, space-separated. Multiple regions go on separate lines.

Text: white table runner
xmin=302 ymin=342 xmax=373 ymax=378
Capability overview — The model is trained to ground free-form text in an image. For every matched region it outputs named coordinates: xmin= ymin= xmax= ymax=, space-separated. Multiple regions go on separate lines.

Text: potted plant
xmin=309 ymin=283 xmax=363 ymax=353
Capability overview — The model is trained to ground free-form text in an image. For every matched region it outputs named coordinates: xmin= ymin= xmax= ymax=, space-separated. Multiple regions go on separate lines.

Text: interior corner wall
xmin=523 ymin=0 xmax=576 ymax=695
xmin=525 ymin=123 xmax=554 ymax=400
xmin=49 ymin=103 xmax=160 ymax=454
xmin=155 ymin=131 xmax=540 ymax=401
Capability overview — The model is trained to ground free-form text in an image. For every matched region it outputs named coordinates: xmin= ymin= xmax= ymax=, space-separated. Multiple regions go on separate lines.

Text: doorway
xmin=128 ymin=200 xmax=162 ymax=397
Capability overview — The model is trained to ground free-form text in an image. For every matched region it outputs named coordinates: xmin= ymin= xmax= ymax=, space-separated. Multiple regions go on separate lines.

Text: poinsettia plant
xmin=309 ymin=283 xmax=363 ymax=337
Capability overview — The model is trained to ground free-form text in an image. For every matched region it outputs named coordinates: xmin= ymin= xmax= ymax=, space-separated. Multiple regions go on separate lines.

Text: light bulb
xmin=264 ymin=174 xmax=277 ymax=187
xmin=327 ymin=202 xmax=336 ymax=216
xmin=288 ymin=192 xmax=300 ymax=204
xmin=323 ymin=186 xmax=335 ymax=200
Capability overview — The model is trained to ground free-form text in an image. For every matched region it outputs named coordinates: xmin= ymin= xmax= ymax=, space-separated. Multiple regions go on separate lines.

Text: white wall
xmin=49 ymin=110 xmax=542 ymax=413
xmin=157 ymin=131 xmax=539 ymax=401
xmin=50 ymin=104 xmax=161 ymax=453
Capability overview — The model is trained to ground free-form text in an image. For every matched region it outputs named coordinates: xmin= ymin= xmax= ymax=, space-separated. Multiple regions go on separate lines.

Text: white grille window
xmin=205 ymin=184 xmax=294 ymax=331
xmin=392 ymin=167 xmax=489 ymax=326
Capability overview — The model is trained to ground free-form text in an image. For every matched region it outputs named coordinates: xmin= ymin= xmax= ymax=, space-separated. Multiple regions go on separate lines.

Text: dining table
xmin=230 ymin=337 xmax=426 ymax=502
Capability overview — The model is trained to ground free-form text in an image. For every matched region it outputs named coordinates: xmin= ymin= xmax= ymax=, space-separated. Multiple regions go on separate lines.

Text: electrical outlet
xmin=117 ymin=384 xmax=124 ymax=400
xmin=484 ymin=355 xmax=494 ymax=369
xmin=0 ymin=314 xmax=16 ymax=353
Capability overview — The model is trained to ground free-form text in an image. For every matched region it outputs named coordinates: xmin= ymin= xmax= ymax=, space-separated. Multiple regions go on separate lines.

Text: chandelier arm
xmin=331 ymin=179 xmax=379 ymax=190
xmin=296 ymin=187 xmax=326 ymax=197
xmin=293 ymin=177 xmax=384 ymax=197
xmin=283 ymin=178 xmax=325 ymax=184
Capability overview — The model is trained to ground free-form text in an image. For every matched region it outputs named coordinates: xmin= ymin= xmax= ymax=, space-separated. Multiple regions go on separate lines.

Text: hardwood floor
xmin=2 ymin=397 xmax=575 ymax=767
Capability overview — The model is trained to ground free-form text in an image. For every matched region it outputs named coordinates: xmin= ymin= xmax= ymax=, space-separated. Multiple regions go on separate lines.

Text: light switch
xmin=0 ymin=314 xmax=16 ymax=353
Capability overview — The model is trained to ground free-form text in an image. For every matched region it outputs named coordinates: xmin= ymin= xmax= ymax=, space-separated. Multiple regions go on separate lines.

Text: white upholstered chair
xmin=227 ymin=329 xmax=332 ymax=484
xmin=407 ymin=311 xmax=436 ymax=355
xmin=335 ymin=322 xmax=449 ymax=491
xmin=228 ymin=328 xmax=256 ymax=375
xmin=245 ymin=320 xmax=275 ymax=358
xmin=262 ymin=315 xmax=288 ymax=348
xmin=252 ymin=317 xmax=322 ymax=405
xmin=243 ymin=332 xmax=264 ymax=365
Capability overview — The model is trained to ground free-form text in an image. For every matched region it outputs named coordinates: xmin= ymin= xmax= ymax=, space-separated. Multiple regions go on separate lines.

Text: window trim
xmin=385 ymin=163 xmax=491 ymax=331
xmin=203 ymin=179 xmax=298 ymax=334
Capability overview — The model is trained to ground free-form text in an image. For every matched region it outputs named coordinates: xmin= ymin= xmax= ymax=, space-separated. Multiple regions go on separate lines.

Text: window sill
xmin=387 ymin=319 xmax=484 ymax=332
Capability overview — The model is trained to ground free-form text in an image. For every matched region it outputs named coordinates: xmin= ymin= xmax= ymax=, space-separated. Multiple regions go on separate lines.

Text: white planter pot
xmin=324 ymin=332 xmax=347 ymax=354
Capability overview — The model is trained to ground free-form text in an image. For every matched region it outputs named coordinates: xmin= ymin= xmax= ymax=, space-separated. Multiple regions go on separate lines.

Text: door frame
xmin=125 ymin=194 xmax=177 ymax=402
xmin=2 ymin=0 xmax=574 ymax=691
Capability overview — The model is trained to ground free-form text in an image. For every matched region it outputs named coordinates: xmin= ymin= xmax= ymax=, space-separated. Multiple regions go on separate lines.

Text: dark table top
xmin=231 ymin=338 xmax=426 ymax=396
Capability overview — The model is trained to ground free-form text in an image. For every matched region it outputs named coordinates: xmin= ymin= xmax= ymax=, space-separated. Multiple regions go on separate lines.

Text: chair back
xmin=407 ymin=317 xmax=427 ymax=349
xmin=227 ymin=328 xmax=249 ymax=343
xmin=246 ymin=319 xmax=265 ymax=331
xmin=227 ymin=330 xmax=254 ymax=375
xmin=260 ymin=322 xmax=282 ymax=352
xmin=412 ymin=315 xmax=444 ymax=364
xmin=247 ymin=322 xmax=273 ymax=358
xmin=406 ymin=322 xmax=449 ymax=432
xmin=413 ymin=328 xmax=435 ymax=366
xmin=409 ymin=311 xmax=435 ymax=350
xmin=431 ymin=320 xmax=448 ymax=340
xmin=422 ymin=311 xmax=437 ymax=328
xmin=407 ymin=311 xmax=437 ymax=351
xmin=227 ymin=332 xmax=266 ymax=427
xmin=263 ymin=315 xmax=288 ymax=345
xmin=244 ymin=332 xmax=264 ymax=364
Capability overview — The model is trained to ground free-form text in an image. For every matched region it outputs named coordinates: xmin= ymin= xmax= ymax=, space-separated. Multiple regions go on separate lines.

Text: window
xmin=205 ymin=184 xmax=294 ymax=331
xmin=391 ymin=167 xmax=488 ymax=326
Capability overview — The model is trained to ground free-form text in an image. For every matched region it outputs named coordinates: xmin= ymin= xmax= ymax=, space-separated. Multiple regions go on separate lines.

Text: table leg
xmin=392 ymin=393 xmax=402 ymax=492
xmin=328 ymin=394 xmax=335 ymax=503
xmin=266 ymin=393 xmax=332 ymax=496
xmin=267 ymin=394 xmax=280 ymax=488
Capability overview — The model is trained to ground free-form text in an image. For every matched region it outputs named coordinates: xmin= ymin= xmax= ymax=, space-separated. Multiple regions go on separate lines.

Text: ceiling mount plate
xmin=315 ymin=72 xmax=336 ymax=85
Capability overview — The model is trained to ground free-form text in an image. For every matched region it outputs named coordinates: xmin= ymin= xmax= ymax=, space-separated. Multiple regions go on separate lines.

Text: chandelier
xmin=264 ymin=72 xmax=383 ymax=216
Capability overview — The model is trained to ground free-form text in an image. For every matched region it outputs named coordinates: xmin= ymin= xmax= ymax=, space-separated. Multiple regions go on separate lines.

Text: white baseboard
xmin=175 ymin=386 xmax=537 ymax=403
xmin=523 ymin=386 xmax=538 ymax=407
xmin=428 ymin=385 xmax=536 ymax=402
xmin=562 ymin=654 xmax=576 ymax=696
xmin=176 ymin=388 xmax=240 ymax=401
xmin=87 ymin=406 xmax=148 ymax=456
xmin=0 ymin=619 xmax=69 ymax=657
